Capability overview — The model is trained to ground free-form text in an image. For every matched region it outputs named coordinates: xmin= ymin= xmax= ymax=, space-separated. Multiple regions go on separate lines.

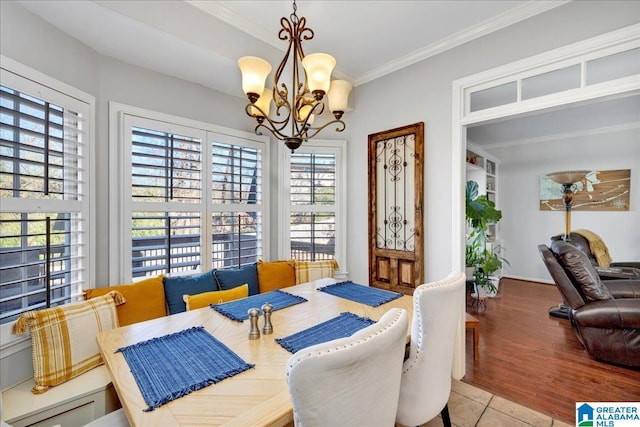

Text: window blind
xmin=0 ymin=83 xmax=90 ymax=325
xmin=211 ymin=141 xmax=262 ymax=268
xmin=290 ymin=153 xmax=336 ymax=261
xmin=131 ymin=127 xmax=201 ymax=203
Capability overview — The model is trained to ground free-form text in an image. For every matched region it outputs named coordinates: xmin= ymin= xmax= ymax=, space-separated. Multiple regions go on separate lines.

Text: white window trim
xmin=277 ymin=140 xmax=348 ymax=279
xmin=108 ymin=102 xmax=270 ymax=283
xmin=0 ymin=56 xmax=96 ymax=356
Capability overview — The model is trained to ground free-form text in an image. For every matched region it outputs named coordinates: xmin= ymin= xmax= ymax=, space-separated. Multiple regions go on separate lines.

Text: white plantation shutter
xmin=0 ymin=68 xmax=93 ymax=325
xmin=120 ymin=113 xmax=266 ymax=280
xmin=290 ymin=152 xmax=337 ymax=261
xmin=210 ymin=140 xmax=262 ymax=268
xmin=124 ymin=118 xmax=204 ymax=279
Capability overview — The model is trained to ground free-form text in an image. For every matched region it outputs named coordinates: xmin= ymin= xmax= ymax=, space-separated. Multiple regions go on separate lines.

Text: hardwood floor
xmin=463 ymin=278 xmax=640 ymax=425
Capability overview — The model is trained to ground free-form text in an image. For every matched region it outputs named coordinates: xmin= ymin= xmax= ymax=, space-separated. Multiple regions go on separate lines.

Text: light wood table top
xmin=96 ymin=278 xmax=414 ymax=427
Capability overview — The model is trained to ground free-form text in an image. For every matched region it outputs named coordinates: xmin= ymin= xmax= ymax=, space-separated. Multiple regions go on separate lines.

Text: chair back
xmin=550 ymin=232 xmax=598 ymax=266
xmin=538 ymin=244 xmax=586 ymax=309
xmin=286 ymin=308 xmax=408 ymax=427
xmin=542 ymin=241 xmax=614 ymax=306
xmin=395 ymin=272 xmax=465 ymax=427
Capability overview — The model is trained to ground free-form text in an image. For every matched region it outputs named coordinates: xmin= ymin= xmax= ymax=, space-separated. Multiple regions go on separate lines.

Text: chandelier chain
xmin=291 ymin=0 xmax=298 ymax=24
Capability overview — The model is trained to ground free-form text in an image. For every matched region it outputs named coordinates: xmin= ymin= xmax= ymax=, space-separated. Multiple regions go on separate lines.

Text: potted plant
xmin=465 ymin=181 xmax=508 ymax=295
xmin=465 ymin=237 xmax=481 ymax=279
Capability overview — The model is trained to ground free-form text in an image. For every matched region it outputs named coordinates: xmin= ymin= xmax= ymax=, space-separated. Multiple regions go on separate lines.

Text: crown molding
xmin=355 ymin=0 xmax=569 ymax=86
xmin=187 ymin=0 xmax=284 ymax=52
xmin=189 ymin=1 xmax=567 ymax=87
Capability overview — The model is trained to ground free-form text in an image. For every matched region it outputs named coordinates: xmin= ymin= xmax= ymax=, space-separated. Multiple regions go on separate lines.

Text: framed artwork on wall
xmin=539 ymin=169 xmax=631 ymax=211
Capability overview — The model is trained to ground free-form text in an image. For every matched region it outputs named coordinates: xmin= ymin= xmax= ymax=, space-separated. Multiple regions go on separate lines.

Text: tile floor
xmin=416 ymin=380 xmax=573 ymax=427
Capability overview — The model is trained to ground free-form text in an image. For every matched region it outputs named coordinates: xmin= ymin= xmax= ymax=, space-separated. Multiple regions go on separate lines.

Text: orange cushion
xmin=257 ymin=260 xmax=296 ymax=293
xmin=183 ymin=284 xmax=249 ymax=311
xmin=85 ymin=275 xmax=166 ymax=326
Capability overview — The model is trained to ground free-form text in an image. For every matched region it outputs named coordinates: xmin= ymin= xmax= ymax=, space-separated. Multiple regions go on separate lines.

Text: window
xmin=0 ymin=61 xmax=94 ymax=325
xmin=280 ymin=141 xmax=346 ymax=270
xmin=211 ymin=141 xmax=262 ymax=269
xmin=115 ymin=108 xmax=267 ymax=282
xmin=290 ymin=152 xmax=336 ymax=260
xmin=127 ymin=123 xmax=204 ymax=278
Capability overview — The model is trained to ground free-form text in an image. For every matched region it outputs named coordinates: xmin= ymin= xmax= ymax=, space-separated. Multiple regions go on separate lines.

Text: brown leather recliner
xmin=539 ymin=241 xmax=640 ymax=369
xmin=550 ymin=231 xmax=640 ymax=279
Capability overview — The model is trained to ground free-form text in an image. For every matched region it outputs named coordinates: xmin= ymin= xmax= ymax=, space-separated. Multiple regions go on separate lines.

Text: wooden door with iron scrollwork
xmin=368 ymin=123 xmax=424 ymax=294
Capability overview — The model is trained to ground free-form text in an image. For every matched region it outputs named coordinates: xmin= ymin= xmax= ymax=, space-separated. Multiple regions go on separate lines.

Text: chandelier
xmin=238 ymin=0 xmax=352 ymax=152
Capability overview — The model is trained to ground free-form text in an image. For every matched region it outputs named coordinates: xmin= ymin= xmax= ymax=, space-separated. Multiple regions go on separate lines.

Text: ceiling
xmin=467 ymin=94 xmax=640 ymax=149
xmin=18 ymin=0 xmax=560 ymax=97
xmin=16 ymin=0 xmax=636 ymax=149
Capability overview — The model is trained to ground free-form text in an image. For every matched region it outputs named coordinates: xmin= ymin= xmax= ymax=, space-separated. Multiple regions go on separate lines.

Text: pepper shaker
xmin=248 ymin=308 xmax=261 ymax=340
xmin=262 ymin=303 xmax=273 ymax=335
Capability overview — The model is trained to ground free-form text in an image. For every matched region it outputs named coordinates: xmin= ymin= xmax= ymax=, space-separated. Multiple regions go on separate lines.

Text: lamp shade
xmin=298 ymin=103 xmax=314 ymax=122
xmin=302 ymin=53 xmax=336 ymax=94
xmin=547 ymin=170 xmax=589 ymax=185
xmin=238 ymin=56 xmax=272 ymax=98
xmin=327 ymin=80 xmax=352 ymax=113
xmin=250 ymin=87 xmax=272 ymax=118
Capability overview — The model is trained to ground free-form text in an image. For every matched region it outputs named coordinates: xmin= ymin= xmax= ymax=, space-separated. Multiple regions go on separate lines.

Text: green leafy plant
xmin=465 ymin=181 xmax=502 ymax=233
xmin=465 ymin=180 xmax=509 ymax=292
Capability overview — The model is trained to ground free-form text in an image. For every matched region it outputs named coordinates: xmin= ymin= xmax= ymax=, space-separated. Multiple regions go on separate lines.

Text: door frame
xmin=451 ymin=24 xmax=639 ymax=378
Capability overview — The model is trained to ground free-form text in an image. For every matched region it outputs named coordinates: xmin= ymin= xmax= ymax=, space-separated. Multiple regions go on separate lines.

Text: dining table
xmin=96 ymin=278 xmax=414 ymax=426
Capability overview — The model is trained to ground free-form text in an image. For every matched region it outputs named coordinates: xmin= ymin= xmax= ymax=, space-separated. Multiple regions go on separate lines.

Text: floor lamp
xmin=546 ymin=170 xmax=589 ymax=318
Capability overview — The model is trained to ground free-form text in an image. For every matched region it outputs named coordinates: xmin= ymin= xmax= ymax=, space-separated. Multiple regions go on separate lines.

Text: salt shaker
xmin=248 ymin=308 xmax=261 ymax=340
xmin=261 ymin=303 xmax=273 ymax=335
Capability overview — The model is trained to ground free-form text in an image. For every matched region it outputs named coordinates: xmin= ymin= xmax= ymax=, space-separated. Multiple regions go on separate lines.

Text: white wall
xmin=346 ymin=1 xmax=640 ymax=284
xmin=489 ymin=127 xmax=640 ymax=282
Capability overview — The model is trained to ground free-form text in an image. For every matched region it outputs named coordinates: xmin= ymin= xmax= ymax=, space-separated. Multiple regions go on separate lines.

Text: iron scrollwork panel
xmin=375 ymin=134 xmax=416 ymax=252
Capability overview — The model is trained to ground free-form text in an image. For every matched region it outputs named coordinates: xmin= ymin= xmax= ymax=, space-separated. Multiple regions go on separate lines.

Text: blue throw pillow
xmin=163 ymin=270 xmax=218 ymax=314
xmin=215 ymin=264 xmax=259 ymax=296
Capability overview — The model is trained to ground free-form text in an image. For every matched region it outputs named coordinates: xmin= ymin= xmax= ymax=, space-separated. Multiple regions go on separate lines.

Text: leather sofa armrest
xmin=604 ymin=279 xmax=640 ymax=298
xmin=596 ymin=266 xmax=640 ymax=280
xmin=573 ymin=299 xmax=640 ymax=328
xmin=610 ymin=262 xmax=640 ymax=269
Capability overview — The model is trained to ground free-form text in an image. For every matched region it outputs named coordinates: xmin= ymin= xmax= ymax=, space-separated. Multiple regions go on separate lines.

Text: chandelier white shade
xmin=301 ymin=53 xmax=336 ymax=96
xmin=238 ymin=56 xmax=272 ymax=101
xmin=327 ymin=80 xmax=353 ymax=116
xmin=238 ymin=0 xmax=351 ymax=152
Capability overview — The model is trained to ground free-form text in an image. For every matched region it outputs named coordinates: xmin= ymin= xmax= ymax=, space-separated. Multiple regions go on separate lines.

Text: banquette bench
xmin=2 ymin=260 xmax=339 ymax=427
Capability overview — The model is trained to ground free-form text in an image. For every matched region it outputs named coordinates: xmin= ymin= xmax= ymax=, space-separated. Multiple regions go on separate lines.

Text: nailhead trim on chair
xmin=402 ymin=273 xmax=464 ymax=374
xmin=285 ymin=309 xmax=405 ymax=377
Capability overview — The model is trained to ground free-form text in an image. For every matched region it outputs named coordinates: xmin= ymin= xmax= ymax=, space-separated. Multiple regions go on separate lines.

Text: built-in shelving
xmin=465 ymin=145 xmax=499 ymax=241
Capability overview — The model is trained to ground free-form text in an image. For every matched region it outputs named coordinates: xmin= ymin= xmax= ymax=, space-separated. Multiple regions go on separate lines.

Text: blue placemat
xmin=275 ymin=312 xmax=375 ymax=354
xmin=116 ymin=326 xmax=254 ymax=411
xmin=318 ymin=281 xmax=403 ymax=307
xmin=211 ymin=289 xmax=307 ymax=322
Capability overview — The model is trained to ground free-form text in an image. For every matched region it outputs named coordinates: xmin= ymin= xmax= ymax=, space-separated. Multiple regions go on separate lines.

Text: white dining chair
xmin=286 ymin=307 xmax=409 ymax=427
xmin=396 ymin=272 xmax=465 ymax=427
